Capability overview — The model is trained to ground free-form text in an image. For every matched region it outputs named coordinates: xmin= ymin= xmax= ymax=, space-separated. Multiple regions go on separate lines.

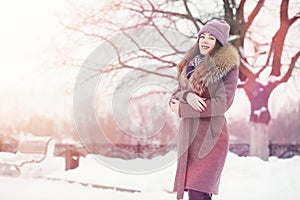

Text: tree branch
xmin=236 ymin=0 xmax=246 ymax=24
xmin=183 ymin=0 xmax=200 ymax=31
xmin=244 ymin=0 xmax=265 ymax=33
xmin=269 ymin=51 xmax=300 ymax=91
xmin=59 ymin=18 xmax=123 ymax=65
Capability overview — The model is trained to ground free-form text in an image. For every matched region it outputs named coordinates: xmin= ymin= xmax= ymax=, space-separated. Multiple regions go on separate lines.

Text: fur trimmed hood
xmin=178 ymin=44 xmax=240 ymax=96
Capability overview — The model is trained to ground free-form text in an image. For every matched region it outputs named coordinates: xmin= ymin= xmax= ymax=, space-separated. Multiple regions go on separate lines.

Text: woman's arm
xmin=179 ymin=67 xmax=238 ymax=118
xmin=168 ymin=80 xmax=194 ymax=109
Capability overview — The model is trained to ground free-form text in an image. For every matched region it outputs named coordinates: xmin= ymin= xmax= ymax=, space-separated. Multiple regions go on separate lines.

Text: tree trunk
xmin=249 ymin=123 xmax=269 ymax=161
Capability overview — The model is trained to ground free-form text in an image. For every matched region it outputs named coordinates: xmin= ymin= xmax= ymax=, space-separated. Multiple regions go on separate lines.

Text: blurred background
xmin=0 ymin=0 xmax=299 ymax=162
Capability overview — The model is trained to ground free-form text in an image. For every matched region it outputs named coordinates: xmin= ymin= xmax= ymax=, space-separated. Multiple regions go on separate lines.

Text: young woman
xmin=169 ymin=20 xmax=240 ymax=200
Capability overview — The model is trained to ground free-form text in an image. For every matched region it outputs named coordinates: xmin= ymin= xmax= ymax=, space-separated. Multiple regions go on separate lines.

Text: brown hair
xmin=177 ymin=39 xmax=222 ymax=78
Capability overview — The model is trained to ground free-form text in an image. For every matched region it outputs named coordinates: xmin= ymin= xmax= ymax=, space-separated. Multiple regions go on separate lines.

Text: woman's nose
xmin=202 ymin=38 xmax=208 ymax=43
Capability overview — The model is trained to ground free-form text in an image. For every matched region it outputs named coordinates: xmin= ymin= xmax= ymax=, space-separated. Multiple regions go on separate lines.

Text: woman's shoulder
xmin=222 ymin=65 xmax=239 ymax=82
xmin=213 ymin=44 xmax=240 ymax=70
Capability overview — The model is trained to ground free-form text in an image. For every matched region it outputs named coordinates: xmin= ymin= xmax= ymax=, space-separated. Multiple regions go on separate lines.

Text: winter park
xmin=0 ymin=0 xmax=300 ymax=200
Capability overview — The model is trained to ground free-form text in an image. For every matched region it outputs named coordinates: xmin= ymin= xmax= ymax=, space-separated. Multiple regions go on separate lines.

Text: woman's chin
xmin=200 ymin=50 xmax=208 ymax=55
xmin=199 ymin=48 xmax=210 ymax=55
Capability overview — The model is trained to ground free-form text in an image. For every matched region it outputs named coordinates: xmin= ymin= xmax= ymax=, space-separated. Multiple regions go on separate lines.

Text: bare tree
xmin=230 ymin=0 xmax=299 ymax=160
xmin=59 ymin=0 xmax=300 ymax=158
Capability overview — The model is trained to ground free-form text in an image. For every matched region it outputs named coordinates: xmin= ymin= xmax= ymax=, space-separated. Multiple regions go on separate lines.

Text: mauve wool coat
xmin=171 ymin=44 xmax=240 ymax=199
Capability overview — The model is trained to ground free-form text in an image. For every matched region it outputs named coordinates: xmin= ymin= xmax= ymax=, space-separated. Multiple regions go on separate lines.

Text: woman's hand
xmin=170 ymin=98 xmax=180 ymax=115
xmin=186 ymin=92 xmax=207 ymax=112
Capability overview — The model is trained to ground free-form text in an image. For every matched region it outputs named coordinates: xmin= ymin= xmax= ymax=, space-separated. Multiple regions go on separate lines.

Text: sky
xmin=0 ymin=0 xmax=59 ymax=89
xmin=0 ymin=0 xmax=80 ymax=123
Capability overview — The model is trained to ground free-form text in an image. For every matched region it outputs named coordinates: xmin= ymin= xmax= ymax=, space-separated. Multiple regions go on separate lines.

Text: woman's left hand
xmin=170 ymin=98 xmax=180 ymax=115
xmin=186 ymin=92 xmax=207 ymax=112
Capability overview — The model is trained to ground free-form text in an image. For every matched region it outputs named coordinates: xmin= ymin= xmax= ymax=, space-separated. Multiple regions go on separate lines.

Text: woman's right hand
xmin=186 ymin=92 xmax=207 ymax=112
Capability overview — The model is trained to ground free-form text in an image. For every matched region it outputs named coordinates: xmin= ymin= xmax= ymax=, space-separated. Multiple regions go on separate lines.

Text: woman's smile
xmin=198 ymin=33 xmax=217 ymax=55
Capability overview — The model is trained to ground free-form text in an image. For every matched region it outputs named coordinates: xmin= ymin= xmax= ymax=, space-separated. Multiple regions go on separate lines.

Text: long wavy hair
xmin=177 ymin=38 xmax=222 ymax=78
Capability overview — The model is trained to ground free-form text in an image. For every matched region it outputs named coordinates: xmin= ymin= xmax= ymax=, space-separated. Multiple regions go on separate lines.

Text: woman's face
xmin=198 ymin=33 xmax=217 ymax=55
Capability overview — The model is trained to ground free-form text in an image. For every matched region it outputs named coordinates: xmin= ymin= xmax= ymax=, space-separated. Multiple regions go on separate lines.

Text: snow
xmin=0 ymin=151 xmax=299 ymax=200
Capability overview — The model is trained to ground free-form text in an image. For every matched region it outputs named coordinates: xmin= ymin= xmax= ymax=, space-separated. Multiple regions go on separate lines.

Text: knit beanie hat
xmin=198 ymin=20 xmax=230 ymax=46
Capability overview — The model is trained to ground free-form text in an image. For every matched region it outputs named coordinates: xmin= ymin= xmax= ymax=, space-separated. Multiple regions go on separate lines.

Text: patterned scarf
xmin=186 ymin=55 xmax=204 ymax=79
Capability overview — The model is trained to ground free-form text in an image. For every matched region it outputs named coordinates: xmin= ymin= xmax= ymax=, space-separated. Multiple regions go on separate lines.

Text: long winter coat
xmin=171 ymin=44 xmax=240 ymax=199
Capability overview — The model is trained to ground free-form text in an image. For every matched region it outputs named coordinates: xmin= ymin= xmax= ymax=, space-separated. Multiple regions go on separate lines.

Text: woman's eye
xmin=200 ymin=35 xmax=205 ymax=39
xmin=209 ymin=37 xmax=215 ymax=40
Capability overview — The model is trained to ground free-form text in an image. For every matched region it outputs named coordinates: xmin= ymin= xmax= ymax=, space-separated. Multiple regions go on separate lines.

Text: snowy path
xmin=0 ymin=152 xmax=299 ymax=200
xmin=0 ymin=176 xmax=176 ymax=200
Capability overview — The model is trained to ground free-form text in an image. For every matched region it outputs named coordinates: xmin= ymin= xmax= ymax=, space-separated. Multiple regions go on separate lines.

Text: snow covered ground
xmin=0 ymin=151 xmax=299 ymax=200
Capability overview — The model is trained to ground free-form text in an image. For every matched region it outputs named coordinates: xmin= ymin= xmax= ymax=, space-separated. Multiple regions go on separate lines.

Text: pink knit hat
xmin=198 ymin=19 xmax=230 ymax=46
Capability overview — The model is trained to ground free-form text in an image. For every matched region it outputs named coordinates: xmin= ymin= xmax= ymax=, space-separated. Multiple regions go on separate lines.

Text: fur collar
xmin=178 ymin=44 xmax=240 ymax=95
